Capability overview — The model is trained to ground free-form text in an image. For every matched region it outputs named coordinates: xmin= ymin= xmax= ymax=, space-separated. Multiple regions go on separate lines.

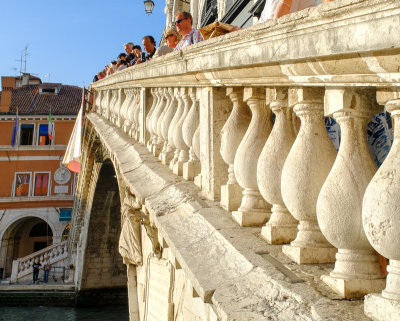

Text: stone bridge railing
xmin=10 ymin=241 xmax=68 ymax=283
xmin=89 ymin=0 xmax=400 ymax=320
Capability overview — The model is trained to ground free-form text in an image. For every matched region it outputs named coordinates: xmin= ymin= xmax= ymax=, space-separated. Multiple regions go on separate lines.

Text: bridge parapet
xmin=85 ymin=0 xmax=400 ymax=320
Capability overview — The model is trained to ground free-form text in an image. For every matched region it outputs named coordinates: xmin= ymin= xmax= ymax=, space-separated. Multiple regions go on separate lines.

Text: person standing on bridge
xmin=43 ymin=257 xmax=51 ymax=283
xmin=32 ymin=258 xmax=41 ymax=284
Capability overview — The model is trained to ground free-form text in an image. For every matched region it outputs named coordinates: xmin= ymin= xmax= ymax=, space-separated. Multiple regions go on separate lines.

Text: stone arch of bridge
xmin=78 ymin=157 xmax=127 ymax=292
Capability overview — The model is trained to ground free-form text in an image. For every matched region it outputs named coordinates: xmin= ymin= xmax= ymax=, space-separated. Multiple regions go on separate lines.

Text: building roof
xmin=3 ymin=83 xmax=82 ymax=115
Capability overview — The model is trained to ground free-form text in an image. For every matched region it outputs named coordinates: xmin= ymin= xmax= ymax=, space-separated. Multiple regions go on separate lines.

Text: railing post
xmin=281 ymin=87 xmax=337 ymax=264
xmin=220 ymin=87 xmax=250 ymax=211
xmin=198 ymin=87 xmax=230 ymax=201
xmin=317 ymin=88 xmax=385 ymax=298
xmin=232 ymin=87 xmax=272 ymax=227
xmin=363 ymin=89 xmax=400 ymax=321
xmin=258 ymin=87 xmax=298 ymax=244
xmin=10 ymin=259 xmax=19 ymax=283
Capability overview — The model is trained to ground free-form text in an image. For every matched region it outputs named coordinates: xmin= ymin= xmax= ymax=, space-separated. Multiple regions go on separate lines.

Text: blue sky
xmin=0 ymin=0 xmax=166 ymax=87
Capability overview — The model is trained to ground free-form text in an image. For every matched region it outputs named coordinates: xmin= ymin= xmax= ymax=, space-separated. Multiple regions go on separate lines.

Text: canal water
xmin=0 ymin=306 xmax=129 ymax=321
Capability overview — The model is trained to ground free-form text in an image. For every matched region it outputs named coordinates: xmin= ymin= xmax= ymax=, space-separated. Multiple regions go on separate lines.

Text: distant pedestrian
xmin=32 ymin=258 xmax=41 ymax=284
xmin=43 ymin=257 xmax=51 ymax=283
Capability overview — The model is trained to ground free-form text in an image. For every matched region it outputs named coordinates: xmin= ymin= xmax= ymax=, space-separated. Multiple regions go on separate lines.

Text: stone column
xmin=147 ymin=89 xmax=160 ymax=152
xmin=232 ymin=87 xmax=272 ymax=227
xmin=169 ymin=88 xmax=184 ymax=170
xmin=258 ymin=88 xmax=298 ymax=244
xmin=363 ymin=90 xmax=400 ymax=321
xmin=127 ymin=264 xmax=140 ymax=321
xmin=173 ymin=88 xmax=190 ymax=176
xmin=182 ymin=88 xmax=201 ymax=181
xmin=160 ymin=88 xmax=178 ymax=165
xmin=198 ymin=87 xmax=229 ymax=201
xmin=282 ymin=87 xmax=337 ymax=264
xmin=317 ymin=88 xmax=385 ymax=299
xmin=220 ymin=87 xmax=251 ymax=211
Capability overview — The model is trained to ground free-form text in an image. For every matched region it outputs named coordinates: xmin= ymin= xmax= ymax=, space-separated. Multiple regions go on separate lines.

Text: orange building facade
xmin=0 ymin=74 xmax=81 ymax=279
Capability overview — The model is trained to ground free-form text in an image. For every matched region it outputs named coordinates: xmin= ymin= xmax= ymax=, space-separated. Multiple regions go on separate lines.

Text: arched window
xmin=29 ymin=222 xmax=53 ymax=237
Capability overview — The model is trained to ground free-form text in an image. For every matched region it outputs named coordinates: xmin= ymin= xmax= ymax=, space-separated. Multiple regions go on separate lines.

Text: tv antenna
xmin=15 ymin=44 xmax=29 ymax=75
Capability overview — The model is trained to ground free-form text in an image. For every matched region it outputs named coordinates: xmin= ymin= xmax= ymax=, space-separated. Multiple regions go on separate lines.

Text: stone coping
xmin=92 ymin=0 xmax=400 ymax=89
xmin=87 ymin=113 xmax=372 ymax=320
xmin=0 ymin=284 xmax=76 ymax=291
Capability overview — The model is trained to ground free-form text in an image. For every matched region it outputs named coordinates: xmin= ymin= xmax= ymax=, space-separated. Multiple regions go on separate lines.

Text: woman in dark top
xmin=32 ymin=258 xmax=41 ymax=284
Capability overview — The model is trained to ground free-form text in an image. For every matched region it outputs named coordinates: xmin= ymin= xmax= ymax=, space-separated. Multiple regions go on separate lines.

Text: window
xmin=59 ymin=208 xmax=72 ymax=222
xmin=19 ymin=124 xmax=34 ymax=145
xmin=34 ymin=172 xmax=50 ymax=196
xmin=14 ymin=173 xmax=31 ymax=197
xmin=38 ymin=124 xmax=50 ymax=145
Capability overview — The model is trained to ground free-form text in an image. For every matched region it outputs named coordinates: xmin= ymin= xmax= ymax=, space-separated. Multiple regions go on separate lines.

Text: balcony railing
xmin=89 ymin=0 xmax=400 ymax=320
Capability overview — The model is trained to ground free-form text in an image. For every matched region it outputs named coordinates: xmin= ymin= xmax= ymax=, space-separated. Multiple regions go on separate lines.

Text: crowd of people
xmin=94 ymin=1 xmax=333 ymax=82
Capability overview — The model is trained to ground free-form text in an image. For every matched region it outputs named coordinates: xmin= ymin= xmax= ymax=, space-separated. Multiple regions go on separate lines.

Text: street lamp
xmin=144 ymin=0 xmax=155 ymax=15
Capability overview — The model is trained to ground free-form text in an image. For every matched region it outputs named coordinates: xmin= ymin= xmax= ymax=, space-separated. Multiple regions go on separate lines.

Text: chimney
xmin=0 ymin=77 xmax=15 ymax=113
xmin=22 ymin=73 xmax=30 ymax=86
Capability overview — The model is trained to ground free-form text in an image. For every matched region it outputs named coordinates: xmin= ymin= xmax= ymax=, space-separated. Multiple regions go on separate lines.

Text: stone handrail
xmin=10 ymin=241 xmax=68 ymax=283
xmin=89 ymin=0 xmax=400 ymax=320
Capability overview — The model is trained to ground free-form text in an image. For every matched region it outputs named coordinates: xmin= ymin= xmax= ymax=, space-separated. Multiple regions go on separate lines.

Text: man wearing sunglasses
xmin=174 ymin=11 xmax=203 ymax=51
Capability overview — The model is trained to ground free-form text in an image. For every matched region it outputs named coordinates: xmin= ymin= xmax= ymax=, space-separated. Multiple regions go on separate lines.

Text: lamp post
xmin=144 ymin=0 xmax=155 ymax=15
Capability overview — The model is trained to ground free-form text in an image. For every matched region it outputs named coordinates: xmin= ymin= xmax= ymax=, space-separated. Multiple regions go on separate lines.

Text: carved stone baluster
xmin=122 ymin=89 xmax=134 ymax=134
xmin=146 ymin=89 xmax=158 ymax=151
xmin=220 ymin=87 xmax=251 ymax=211
xmin=155 ymin=88 xmax=169 ymax=157
xmin=132 ymin=89 xmax=141 ymax=140
xmin=116 ymin=89 xmax=124 ymax=127
xmin=232 ymin=87 xmax=272 ymax=227
xmin=182 ymin=88 xmax=201 ymax=181
xmin=95 ymin=90 xmax=102 ymax=114
xmin=363 ymin=90 xmax=400 ymax=321
xmin=192 ymin=124 xmax=201 ymax=188
xmin=151 ymin=88 xmax=165 ymax=156
xmin=168 ymin=88 xmax=184 ymax=170
xmin=148 ymin=89 xmax=161 ymax=152
xmin=173 ymin=88 xmax=190 ymax=176
xmin=100 ymin=90 xmax=110 ymax=119
xmin=258 ymin=88 xmax=298 ymax=244
xmin=317 ymin=88 xmax=385 ymax=298
xmin=281 ymin=88 xmax=337 ymax=264
xmin=129 ymin=89 xmax=139 ymax=138
xmin=161 ymin=88 xmax=178 ymax=165
xmin=158 ymin=88 xmax=173 ymax=161
xmin=109 ymin=90 xmax=118 ymax=123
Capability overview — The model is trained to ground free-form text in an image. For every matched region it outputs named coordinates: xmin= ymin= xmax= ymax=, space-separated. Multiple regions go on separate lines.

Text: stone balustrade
xmin=89 ymin=0 xmax=400 ymax=319
xmin=10 ymin=241 xmax=68 ymax=283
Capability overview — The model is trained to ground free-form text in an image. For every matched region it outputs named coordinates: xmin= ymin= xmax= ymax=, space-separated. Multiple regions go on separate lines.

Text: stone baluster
xmin=147 ymin=89 xmax=161 ymax=152
xmin=168 ymin=88 xmax=184 ymax=170
xmin=151 ymin=89 xmax=165 ymax=156
xmin=109 ymin=90 xmax=118 ymax=123
xmin=146 ymin=89 xmax=158 ymax=151
xmin=172 ymin=88 xmax=190 ymax=176
xmin=135 ymin=89 xmax=142 ymax=141
xmin=281 ymin=88 xmax=337 ymax=264
xmin=363 ymin=90 xmax=400 ymax=321
xmin=119 ymin=89 xmax=131 ymax=130
xmin=129 ymin=89 xmax=140 ymax=138
xmin=101 ymin=90 xmax=110 ymax=119
xmin=160 ymin=88 xmax=178 ymax=165
xmin=258 ymin=88 xmax=298 ymax=244
xmin=158 ymin=88 xmax=173 ymax=161
xmin=116 ymin=89 xmax=124 ymax=127
xmin=317 ymin=88 xmax=385 ymax=299
xmin=232 ymin=87 xmax=272 ymax=227
xmin=155 ymin=89 xmax=169 ymax=157
xmin=192 ymin=124 xmax=201 ymax=188
xmin=95 ymin=90 xmax=102 ymax=114
xmin=182 ymin=88 xmax=201 ymax=181
xmin=123 ymin=89 xmax=135 ymax=134
xmin=220 ymin=87 xmax=251 ymax=211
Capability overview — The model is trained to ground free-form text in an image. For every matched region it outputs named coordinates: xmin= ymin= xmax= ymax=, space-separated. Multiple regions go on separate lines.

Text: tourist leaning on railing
xmin=174 ymin=11 xmax=203 ymax=51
